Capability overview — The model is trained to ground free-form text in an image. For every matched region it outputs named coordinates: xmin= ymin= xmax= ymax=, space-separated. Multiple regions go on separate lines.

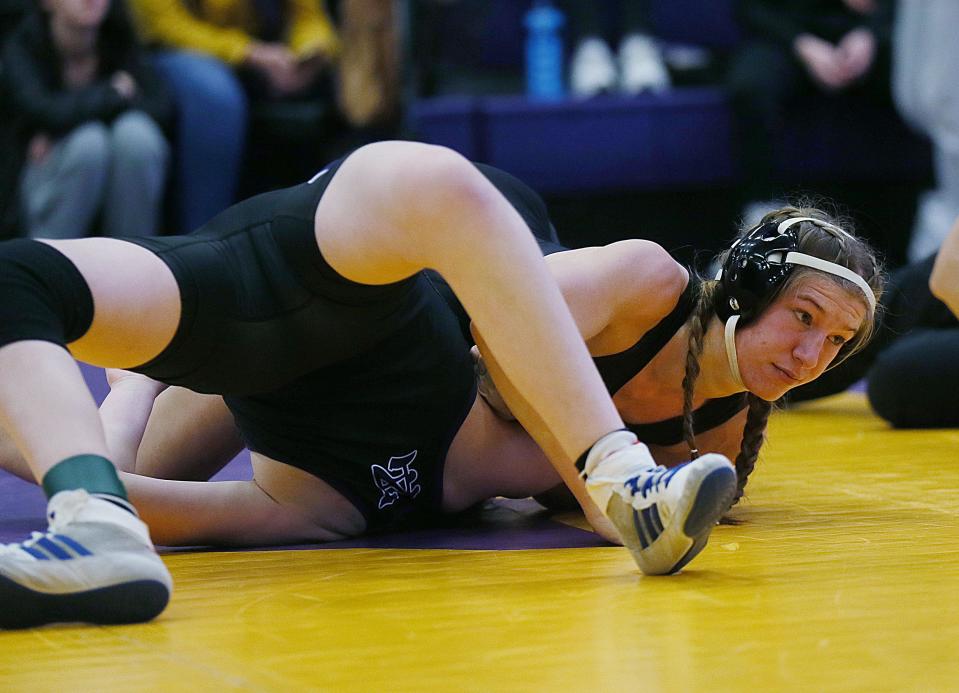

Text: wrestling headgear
xmin=714 ymin=216 xmax=876 ymax=322
xmin=713 ymin=216 xmax=877 ymax=391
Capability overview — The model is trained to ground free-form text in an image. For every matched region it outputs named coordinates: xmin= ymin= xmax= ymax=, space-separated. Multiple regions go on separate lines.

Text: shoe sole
xmin=667 ymin=465 xmax=738 ymax=574
xmin=608 ymin=462 xmax=737 ymax=575
xmin=0 ymin=576 xmax=170 ymax=629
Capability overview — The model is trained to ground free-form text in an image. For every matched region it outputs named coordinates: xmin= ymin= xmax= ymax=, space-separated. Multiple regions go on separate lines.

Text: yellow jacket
xmin=128 ymin=0 xmax=340 ymax=66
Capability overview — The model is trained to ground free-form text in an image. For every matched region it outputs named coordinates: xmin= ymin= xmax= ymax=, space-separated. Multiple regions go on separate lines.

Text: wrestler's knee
xmin=0 ymin=239 xmax=94 ymax=352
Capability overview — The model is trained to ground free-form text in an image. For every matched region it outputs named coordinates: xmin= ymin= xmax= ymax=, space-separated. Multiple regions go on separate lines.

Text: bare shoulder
xmin=599 ymin=239 xmax=689 ymax=321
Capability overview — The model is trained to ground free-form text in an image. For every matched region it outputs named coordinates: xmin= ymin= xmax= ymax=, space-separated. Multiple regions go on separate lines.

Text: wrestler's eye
xmin=795 ymin=310 xmax=812 ymax=325
xmin=829 ymin=334 xmax=847 ymax=346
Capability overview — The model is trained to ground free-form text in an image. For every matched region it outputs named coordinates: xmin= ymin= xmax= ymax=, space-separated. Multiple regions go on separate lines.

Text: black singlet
xmin=122 ymin=156 xmax=501 ymax=531
xmin=593 ymin=278 xmax=748 ymax=446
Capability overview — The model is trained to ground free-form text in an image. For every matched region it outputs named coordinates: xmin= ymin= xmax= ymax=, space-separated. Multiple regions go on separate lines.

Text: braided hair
xmin=680 ymin=205 xmax=884 ymax=506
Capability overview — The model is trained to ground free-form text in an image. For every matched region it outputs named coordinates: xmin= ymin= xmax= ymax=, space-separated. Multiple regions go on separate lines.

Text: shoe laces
xmin=0 ymin=529 xmax=56 ymax=557
xmin=626 ymin=464 xmax=683 ymax=499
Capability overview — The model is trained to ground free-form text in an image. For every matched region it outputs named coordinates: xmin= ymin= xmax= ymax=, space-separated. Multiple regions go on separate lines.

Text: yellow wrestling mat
xmin=1 ymin=392 xmax=957 ymax=691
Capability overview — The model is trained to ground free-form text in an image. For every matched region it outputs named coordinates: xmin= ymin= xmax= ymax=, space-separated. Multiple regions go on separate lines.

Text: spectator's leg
xmin=20 ymin=122 xmax=109 ymax=239
xmin=102 ymin=111 xmax=170 ymax=237
xmin=617 ymin=0 xmax=668 ymax=94
xmin=788 ymin=255 xmax=956 ymax=403
xmin=562 ymin=0 xmax=617 ymax=97
xmin=151 ymin=50 xmax=247 ymax=233
xmin=726 ymin=41 xmax=805 ymax=213
xmin=621 ymin=0 xmax=654 ymax=36
xmin=867 ymin=329 xmax=959 ymax=428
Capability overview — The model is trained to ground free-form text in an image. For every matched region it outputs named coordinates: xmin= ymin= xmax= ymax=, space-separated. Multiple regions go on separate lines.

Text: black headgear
xmin=713 ymin=216 xmax=876 ymax=323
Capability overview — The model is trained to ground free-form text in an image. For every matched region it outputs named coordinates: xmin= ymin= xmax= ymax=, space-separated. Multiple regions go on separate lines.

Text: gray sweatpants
xmin=893 ymin=1 xmax=959 ymax=261
xmin=19 ymin=111 xmax=169 ymax=239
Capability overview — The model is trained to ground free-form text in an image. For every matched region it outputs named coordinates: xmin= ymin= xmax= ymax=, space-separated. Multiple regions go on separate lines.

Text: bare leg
xmin=0 ymin=239 xmax=180 ymax=482
xmin=120 ymin=469 xmax=356 ymax=547
xmin=0 ymin=238 xmax=180 ymax=627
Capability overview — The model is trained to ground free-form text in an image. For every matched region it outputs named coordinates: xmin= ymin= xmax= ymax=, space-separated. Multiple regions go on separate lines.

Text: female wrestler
xmin=0 ymin=141 xmax=738 ymax=629
xmin=2 ymin=199 xmax=881 ymax=584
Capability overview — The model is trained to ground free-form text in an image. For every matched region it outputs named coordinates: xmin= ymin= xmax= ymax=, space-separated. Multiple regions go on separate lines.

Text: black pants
xmin=725 ymin=39 xmax=891 ymax=202
xmin=789 ymin=255 xmax=959 ymax=428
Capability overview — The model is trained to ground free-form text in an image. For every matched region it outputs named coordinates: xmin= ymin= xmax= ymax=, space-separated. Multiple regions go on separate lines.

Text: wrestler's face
xmin=734 ymin=273 xmax=867 ymax=401
xmin=43 ymin=0 xmax=110 ymax=28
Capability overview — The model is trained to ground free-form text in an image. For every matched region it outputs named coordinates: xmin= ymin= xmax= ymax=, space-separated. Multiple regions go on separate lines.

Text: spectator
xmin=563 ymin=0 xmax=669 ymax=97
xmin=789 ymin=216 xmax=959 ymax=428
xmin=127 ymin=0 xmax=340 ymax=230
xmin=0 ymin=0 xmax=171 ymax=239
xmin=893 ymin=1 xmax=959 ymax=262
xmin=726 ymin=0 xmax=894 ymax=223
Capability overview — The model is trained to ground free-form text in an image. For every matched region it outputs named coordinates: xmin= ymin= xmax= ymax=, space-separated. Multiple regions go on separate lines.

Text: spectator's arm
xmin=1 ymin=33 xmax=126 ymax=135
xmin=738 ymin=0 xmax=808 ymax=47
xmin=929 ymin=219 xmax=959 ymax=318
xmin=286 ymin=0 xmax=340 ymax=59
xmin=127 ymin=55 xmax=174 ymax=132
xmin=127 ymin=0 xmax=254 ymax=65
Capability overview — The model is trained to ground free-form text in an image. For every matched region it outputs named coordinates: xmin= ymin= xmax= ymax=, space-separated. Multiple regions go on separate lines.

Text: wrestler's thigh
xmin=40 ymin=238 xmax=180 ymax=367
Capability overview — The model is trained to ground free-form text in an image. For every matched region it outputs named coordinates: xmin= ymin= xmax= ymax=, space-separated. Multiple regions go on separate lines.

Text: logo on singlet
xmin=371 ymin=451 xmax=422 ymax=509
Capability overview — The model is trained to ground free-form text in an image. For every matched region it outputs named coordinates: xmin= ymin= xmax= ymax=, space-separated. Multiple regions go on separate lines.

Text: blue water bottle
xmin=524 ymin=0 xmax=566 ymax=100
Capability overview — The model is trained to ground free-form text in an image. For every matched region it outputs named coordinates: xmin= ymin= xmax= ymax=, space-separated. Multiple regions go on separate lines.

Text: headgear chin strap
xmin=724 ymin=314 xmax=746 ymax=391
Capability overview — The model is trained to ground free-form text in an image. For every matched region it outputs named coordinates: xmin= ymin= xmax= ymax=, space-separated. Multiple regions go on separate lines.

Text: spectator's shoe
xmin=0 ymin=490 xmax=172 ymax=629
xmin=570 ymin=37 xmax=618 ymax=98
xmin=618 ymin=33 xmax=670 ymax=94
xmin=586 ymin=440 xmax=736 ymax=575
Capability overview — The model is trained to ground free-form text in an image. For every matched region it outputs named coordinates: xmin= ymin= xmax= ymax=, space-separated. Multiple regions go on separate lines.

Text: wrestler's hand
xmin=102 ymin=370 xmax=169 ymax=471
xmin=470 ymin=345 xmax=516 ymax=420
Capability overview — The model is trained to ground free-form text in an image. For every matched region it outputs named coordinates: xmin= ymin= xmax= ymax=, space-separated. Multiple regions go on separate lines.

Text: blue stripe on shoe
xmin=22 ymin=545 xmax=50 ymax=560
xmin=54 ymin=534 xmax=92 ymax=557
xmin=649 ymin=503 xmax=664 ymax=536
xmin=631 ymin=510 xmax=650 ymax=549
xmin=641 ymin=505 xmax=662 ymax=543
xmin=36 ymin=536 xmax=72 ymax=560
xmin=661 ymin=465 xmax=683 ymax=488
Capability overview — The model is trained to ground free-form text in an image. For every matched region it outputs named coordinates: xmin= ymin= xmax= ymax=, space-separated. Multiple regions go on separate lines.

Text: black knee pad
xmin=0 ymin=239 xmax=94 ymax=351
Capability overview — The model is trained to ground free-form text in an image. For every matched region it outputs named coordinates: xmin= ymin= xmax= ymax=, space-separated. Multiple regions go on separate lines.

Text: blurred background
xmin=0 ymin=0 xmax=943 ymax=274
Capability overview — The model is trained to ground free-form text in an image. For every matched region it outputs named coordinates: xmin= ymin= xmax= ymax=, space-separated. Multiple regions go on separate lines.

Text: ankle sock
xmin=42 ymin=454 xmax=136 ymax=515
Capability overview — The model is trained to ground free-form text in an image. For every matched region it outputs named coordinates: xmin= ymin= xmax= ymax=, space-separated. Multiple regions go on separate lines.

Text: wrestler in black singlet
xmin=117 ymin=157 xmax=564 ymax=531
xmin=115 ymin=152 xmax=740 ymax=530
xmin=591 ymin=279 xmax=748 ymax=446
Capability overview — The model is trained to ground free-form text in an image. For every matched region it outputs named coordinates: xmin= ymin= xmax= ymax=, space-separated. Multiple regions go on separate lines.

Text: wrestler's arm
xmin=99 ymin=369 xmax=169 ymax=472
xmin=100 ymin=376 xmax=336 ymax=547
xmin=0 ymin=369 xmax=174 ymax=481
xmin=0 ymin=371 xmax=241 ymax=485
xmin=929 ymin=217 xmax=959 ymax=318
xmin=472 ymin=240 xmax=687 ymax=534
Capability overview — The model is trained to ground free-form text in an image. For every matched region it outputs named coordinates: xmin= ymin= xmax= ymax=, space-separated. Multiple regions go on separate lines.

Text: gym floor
xmin=1 ymin=386 xmax=957 ymax=691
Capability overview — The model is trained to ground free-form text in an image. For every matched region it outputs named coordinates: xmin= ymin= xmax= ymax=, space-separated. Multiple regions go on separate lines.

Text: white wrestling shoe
xmin=0 ymin=490 xmax=172 ymax=629
xmin=584 ymin=431 xmax=736 ymax=575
